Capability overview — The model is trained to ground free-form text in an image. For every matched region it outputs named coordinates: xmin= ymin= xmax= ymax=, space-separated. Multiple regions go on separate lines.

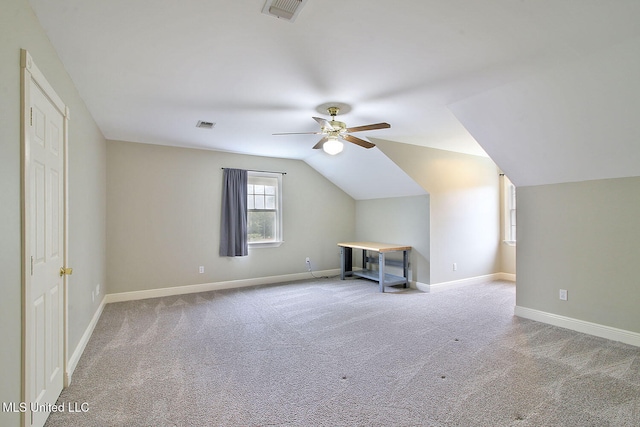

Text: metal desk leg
xmin=403 ymin=250 xmax=409 ymax=288
xmin=379 ymin=252 xmax=385 ymax=292
xmin=340 ymin=246 xmax=352 ymax=279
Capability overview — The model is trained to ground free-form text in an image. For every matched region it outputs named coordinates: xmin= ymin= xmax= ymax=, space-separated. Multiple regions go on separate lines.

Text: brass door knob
xmin=60 ymin=267 xmax=73 ymax=277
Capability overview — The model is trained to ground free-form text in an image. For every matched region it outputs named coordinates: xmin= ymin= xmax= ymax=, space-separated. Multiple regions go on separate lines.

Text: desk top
xmin=338 ymin=241 xmax=412 ymax=253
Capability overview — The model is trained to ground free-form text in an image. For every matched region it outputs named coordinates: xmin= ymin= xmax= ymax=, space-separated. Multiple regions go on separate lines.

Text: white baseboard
xmin=413 ymin=281 xmax=430 ymax=292
xmin=66 ymin=296 xmax=106 ymax=384
xmin=105 ymin=269 xmax=341 ymax=303
xmin=514 ymin=306 xmax=640 ymax=348
xmin=425 ymin=272 xmax=515 ymax=292
xmin=497 ymin=272 xmax=516 ymax=282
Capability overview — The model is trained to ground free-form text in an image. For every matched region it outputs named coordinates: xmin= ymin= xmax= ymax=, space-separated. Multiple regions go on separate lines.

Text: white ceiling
xmin=28 ymin=0 xmax=640 ymax=192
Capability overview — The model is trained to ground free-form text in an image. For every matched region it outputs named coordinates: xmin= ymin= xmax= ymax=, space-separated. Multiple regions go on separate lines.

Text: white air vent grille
xmin=196 ymin=120 xmax=215 ymax=129
xmin=262 ymin=0 xmax=308 ymax=22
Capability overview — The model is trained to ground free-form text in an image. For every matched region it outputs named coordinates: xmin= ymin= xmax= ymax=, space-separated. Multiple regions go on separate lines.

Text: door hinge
xmin=30 ymin=256 xmax=34 ymax=276
xmin=30 ymin=107 xmax=33 ymax=126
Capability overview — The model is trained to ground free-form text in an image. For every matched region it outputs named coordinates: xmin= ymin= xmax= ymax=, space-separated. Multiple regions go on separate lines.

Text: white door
xmin=22 ymin=51 xmax=68 ymax=427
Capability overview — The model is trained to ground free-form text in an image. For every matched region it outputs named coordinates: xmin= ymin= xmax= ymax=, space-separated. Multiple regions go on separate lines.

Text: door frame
xmin=20 ymin=49 xmax=70 ymax=427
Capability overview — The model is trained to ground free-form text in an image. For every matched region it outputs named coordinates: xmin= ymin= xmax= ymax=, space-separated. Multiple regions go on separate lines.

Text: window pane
xmin=265 ymin=185 xmax=275 ymax=195
xmin=254 ymin=185 xmax=264 ymax=195
xmin=255 ymin=195 xmax=264 ymax=209
xmin=248 ymin=184 xmax=254 ymax=194
xmin=510 ymin=185 xmax=516 ymax=208
xmin=248 ymin=211 xmax=276 ymax=242
xmin=247 ymin=195 xmax=254 ymax=209
xmin=265 ymin=195 xmax=275 ymax=209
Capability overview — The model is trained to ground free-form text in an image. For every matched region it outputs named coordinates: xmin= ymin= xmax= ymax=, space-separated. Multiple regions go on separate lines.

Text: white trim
xmin=425 ymin=272 xmax=515 ymax=292
xmin=497 ymin=272 xmax=516 ymax=282
xmin=514 ymin=306 xmax=640 ymax=348
xmin=413 ymin=281 xmax=431 ymax=293
xmin=66 ymin=297 xmax=106 ymax=384
xmin=21 ymin=51 xmax=66 ymax=114
xmin=105 ymin=269 xmax=341 ymax=303
xmin=20 ymin=50 xmax=32 ymax=427
xmin=248 ymin=241 xmax=284 ymax=248
xmin=62 ymin=92 xmax=70 ymax=389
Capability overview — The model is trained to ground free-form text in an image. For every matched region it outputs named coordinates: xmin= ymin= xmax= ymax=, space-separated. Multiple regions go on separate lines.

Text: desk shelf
xmin=352 ymin=270 xmax=408 ymax=287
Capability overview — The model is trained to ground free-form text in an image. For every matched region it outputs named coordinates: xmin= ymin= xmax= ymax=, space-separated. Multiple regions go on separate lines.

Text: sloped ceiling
xmin=450 ymin=34 xmax=640 ymax=187
xmin=304 ymin=143 xmax=426 ymax=200
xmin=27 ymin=0 xmax=640 ymax=193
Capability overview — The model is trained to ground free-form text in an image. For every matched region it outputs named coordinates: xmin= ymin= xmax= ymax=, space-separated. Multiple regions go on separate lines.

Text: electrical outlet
xmin=199 ymin=266 xmax=204 ymax=274
xmin=91 ymin=290 xmax=95 ymax=302
xmin=305 ymin=257 xmax=311 ymax=271
xmin=559 ymin=289 xmax=568 ymax=301
xmin=452 ymin=263 xmax=457 ymax=271
xmin=96 ymin=283 xmax=100 ymax=295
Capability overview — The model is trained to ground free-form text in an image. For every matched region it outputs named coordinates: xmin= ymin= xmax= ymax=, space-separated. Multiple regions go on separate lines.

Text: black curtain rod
xmin=221 ymin=168 xmax=286 ymax=175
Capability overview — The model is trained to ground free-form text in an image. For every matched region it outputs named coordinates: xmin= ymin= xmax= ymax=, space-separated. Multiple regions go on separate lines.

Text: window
xmin=247 ymin=172 xmax=283 ymax=246
xmin=502 ymin=175 xmax=516 ymax=244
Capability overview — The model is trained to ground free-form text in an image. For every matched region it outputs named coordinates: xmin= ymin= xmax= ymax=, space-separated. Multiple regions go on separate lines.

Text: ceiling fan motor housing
xmin=326 ymin=107 xmax=346 ymax=133
xmin=328 ymin=120 xmax=346 ymax=132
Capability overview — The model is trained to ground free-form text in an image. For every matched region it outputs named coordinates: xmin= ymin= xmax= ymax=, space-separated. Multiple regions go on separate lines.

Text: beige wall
xmin=106 ymin=140 xmax=355 ymax=293
xmin=374 ymin=139 xmax=502 ymax=284
xmin=355 ymin=195 xmax=431 ymax=285
xmin=517 ymin=177 xmax=640 ymax=333
xmin=1 ymin=0 xmax=107 ymax=425
xmin=500 ymin=242 xmax=517 ymax=276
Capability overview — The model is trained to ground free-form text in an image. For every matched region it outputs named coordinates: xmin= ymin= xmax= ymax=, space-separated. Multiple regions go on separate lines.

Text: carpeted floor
xmin=46 ymin=278 xmax=640 ymax=426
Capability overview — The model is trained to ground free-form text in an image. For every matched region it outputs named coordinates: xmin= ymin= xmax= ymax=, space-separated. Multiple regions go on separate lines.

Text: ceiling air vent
xmin=196 ymin=120 xmax=215 ymax=129
xmin=262 ymin=0 xmax=308 ymax=22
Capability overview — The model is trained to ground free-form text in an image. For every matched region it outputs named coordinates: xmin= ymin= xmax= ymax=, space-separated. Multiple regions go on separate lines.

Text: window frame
xmin=502 ymin=174 xmax=516 ymax=245
xmin=247 ymin=171 xmax=283 ymax=248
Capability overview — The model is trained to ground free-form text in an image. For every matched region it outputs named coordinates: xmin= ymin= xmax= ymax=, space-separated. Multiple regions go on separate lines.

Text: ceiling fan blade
xmin=313 ymin=116 xmax=335 ymax=131
xmin=273 ymin=131 xmax=323 ymax=136
xmin=345 ymin=122 xmax=391 ymax=133
xmin=312 ymin=136 xmax=328 ymax=149
xmin=342 ymin=134 xmax=375 ymax=149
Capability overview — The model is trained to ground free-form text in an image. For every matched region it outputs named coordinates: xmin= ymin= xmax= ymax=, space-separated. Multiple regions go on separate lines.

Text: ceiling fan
xmin=273 ymin=106 xmax=390 ymax=155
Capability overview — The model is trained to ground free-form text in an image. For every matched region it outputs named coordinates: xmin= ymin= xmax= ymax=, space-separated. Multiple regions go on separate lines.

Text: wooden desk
xmin=338 ymin=242 xmax=411 ymax=293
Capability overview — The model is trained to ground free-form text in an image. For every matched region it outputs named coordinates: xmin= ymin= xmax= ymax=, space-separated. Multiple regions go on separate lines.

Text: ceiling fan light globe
xmin=323 ymin=138 xmax=344 ymax=155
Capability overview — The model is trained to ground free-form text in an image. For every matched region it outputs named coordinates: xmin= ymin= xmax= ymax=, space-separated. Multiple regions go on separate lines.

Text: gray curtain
xmin=219 ymin=168 xmax=248 ymax=257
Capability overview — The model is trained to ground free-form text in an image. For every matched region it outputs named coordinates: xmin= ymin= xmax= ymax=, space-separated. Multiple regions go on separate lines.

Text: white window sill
xmin=249 ymin=241 xmax=283 ymax=249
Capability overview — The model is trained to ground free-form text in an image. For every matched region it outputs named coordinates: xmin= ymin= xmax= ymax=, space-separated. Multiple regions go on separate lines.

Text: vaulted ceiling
xmin=28 ymin=0 xmax=640 ymax=195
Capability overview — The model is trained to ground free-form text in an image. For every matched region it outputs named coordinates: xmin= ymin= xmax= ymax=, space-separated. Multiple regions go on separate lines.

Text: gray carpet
xmin=46 ymin=278 xmax=640 ymax=426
